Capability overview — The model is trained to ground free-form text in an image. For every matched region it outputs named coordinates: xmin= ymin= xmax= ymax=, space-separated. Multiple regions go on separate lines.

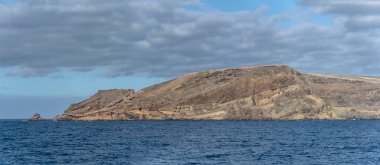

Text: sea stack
xmin=55 ymin=64 xmax=380 ymax=121
xmin=30 ymin=113 xmax=42 ymax=121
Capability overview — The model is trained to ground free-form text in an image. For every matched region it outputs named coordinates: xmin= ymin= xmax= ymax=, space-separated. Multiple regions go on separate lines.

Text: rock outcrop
xmin=55 ymin=65 xmax=380 ymax=120
xmin=30 ymin=113 xmax=42 ymax=121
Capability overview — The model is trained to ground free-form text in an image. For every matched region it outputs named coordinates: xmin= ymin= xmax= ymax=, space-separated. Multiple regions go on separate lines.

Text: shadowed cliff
xmin=55 ymin=65 xmax=380 ymax=120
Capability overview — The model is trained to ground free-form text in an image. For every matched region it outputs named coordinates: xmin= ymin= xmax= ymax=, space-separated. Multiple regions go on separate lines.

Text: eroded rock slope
xmin=55 ymin=65 xmax=380 ymax=120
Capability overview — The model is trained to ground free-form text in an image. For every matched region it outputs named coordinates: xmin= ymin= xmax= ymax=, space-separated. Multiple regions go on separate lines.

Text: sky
xmin=1 ymin=0 xmax=380 ymax=118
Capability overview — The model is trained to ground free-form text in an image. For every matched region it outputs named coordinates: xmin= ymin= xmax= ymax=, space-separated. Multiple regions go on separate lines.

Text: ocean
xmin=1 ymin=120 xmax=380 ymax=164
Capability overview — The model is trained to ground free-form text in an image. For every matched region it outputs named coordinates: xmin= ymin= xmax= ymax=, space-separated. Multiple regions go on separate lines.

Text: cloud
xmin=300 ymin=0 xmax=380 ymax=31
xmin=0 ymin=0 xmax=379 ymax=78
xmin=299 ymin=0 xmax=380 ymax=15
xmin=5 ymin=66 xmax=57 ymax=77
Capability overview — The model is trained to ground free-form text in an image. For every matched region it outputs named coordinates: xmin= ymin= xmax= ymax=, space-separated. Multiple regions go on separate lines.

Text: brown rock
xmin=30 ymin=113 xmax=42 ymax=121
xmin=54 ymin=64 xmax=380 ymax=121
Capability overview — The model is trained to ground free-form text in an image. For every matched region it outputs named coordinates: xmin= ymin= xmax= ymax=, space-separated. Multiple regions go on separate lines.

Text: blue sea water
xmin=1 ymin=120 xmax=380 ymax=164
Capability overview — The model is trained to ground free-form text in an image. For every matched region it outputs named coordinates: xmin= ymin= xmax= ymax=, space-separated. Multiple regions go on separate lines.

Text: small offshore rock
xmin=30 ymin=113 xmax=42 ymax=121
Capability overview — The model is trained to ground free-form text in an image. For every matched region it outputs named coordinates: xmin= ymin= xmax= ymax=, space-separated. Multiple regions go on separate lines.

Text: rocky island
xmin=55 ymin=65 xmax=380 ymax=121
xmin=29 ymin=113 xmax=42 ymax=121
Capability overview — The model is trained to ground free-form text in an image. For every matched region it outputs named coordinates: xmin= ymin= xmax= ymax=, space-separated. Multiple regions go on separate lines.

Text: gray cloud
xmin=300 ymin=0 xmax=380 ymax=15
xmin=5 ymin=66 xmax=58 ymax=77
xmin=0 ymin=0 xmax=379 ymax=78
xmin=300 ymin=0 xmax=380 ymax=31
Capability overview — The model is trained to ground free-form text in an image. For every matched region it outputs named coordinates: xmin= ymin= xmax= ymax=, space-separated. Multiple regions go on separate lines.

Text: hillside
xmin=55 ymin=65 xmax=380 ymax=120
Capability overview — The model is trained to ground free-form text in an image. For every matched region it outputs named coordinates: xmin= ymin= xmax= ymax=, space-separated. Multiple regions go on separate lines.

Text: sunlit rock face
xmin=30 ymin=113 xmax=42 ymax=121
xmin=55 ymin=65 xmax=380 ymax=121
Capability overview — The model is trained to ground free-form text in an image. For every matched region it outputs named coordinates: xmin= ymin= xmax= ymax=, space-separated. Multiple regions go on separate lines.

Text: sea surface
xmin=1 ymin=120 xmax=380 ymax=164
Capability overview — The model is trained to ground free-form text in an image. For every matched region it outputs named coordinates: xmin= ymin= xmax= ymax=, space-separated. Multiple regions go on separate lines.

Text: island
xmin=29 ymin=113 xmax=42 ymax=121
xmin=55 ymin=64 xmax=380 ymax=121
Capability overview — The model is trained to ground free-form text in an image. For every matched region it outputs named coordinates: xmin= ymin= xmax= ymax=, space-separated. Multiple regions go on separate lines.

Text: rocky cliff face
xmin=55 ymin=65 xmax=380 ymax=120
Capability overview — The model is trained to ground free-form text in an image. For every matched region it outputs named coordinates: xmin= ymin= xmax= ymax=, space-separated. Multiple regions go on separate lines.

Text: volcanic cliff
xmin=55 ymin=65 xmax=380 ymax=120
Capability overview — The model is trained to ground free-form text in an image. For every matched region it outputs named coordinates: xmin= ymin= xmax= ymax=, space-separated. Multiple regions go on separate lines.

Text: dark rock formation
xmin=55 ymin=64 xmax=380 ymax=120
xmin=30 ymin=113 xmax=42 ymax=121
